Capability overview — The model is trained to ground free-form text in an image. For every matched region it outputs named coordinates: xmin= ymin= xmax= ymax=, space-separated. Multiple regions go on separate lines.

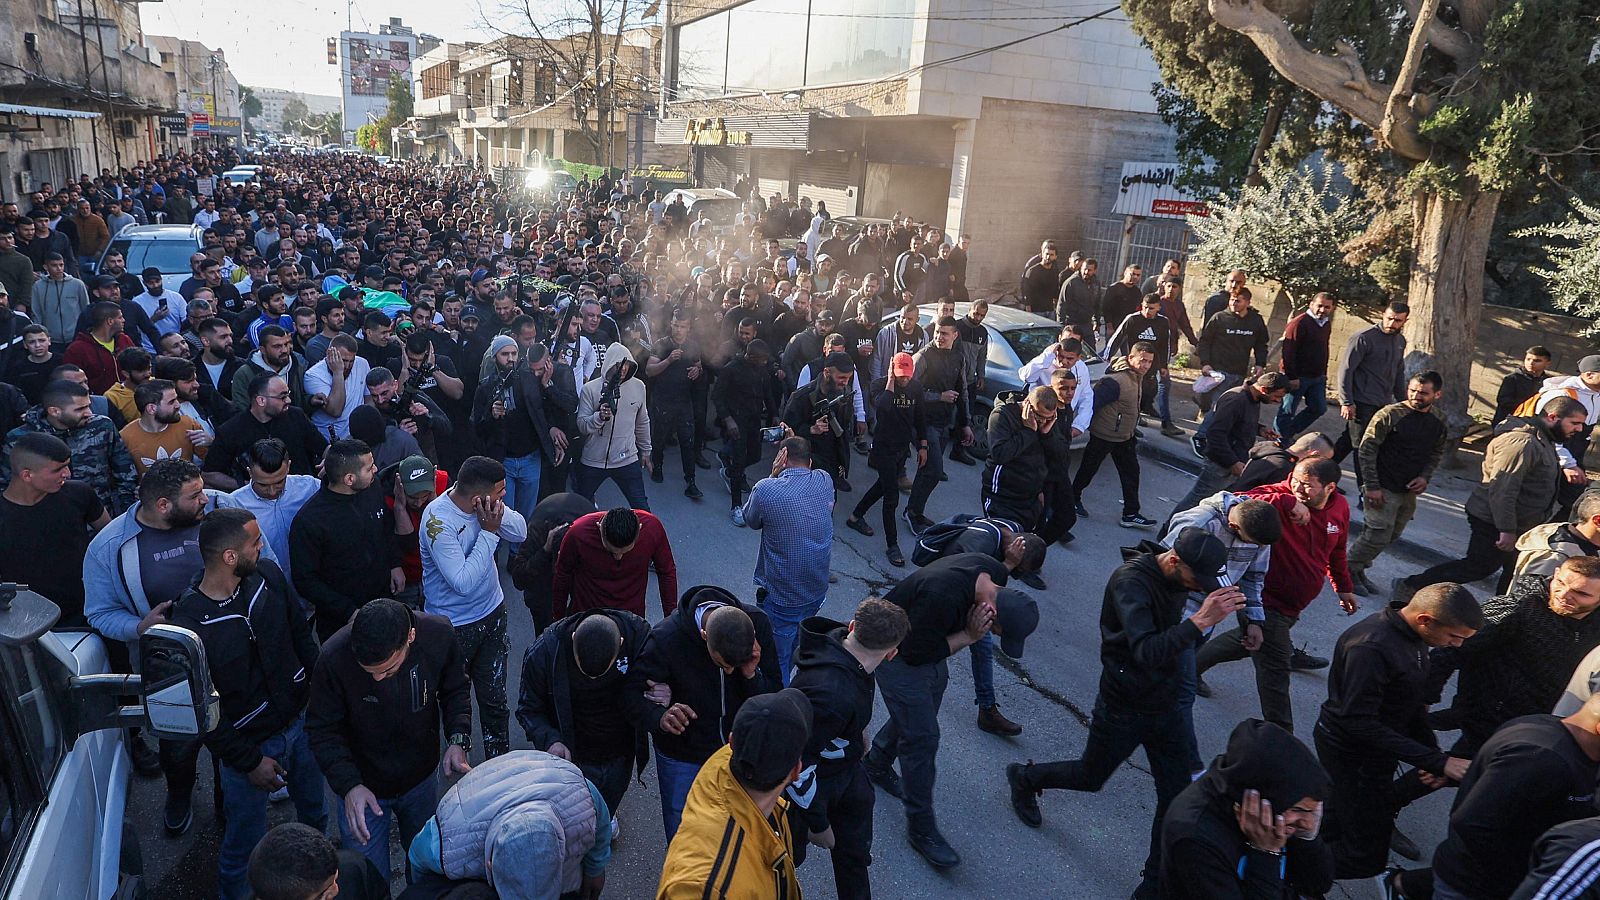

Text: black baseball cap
xmin=993 ymin=588 xmax=1040 ymax=660
xmin=140 ymin=267 xmax=162 ymax=280
xmin=729 ymin=688 xmax=812 ymax=788
xmin=1172 ymin=527 xmax=1232 ymax=592
xmin=823 ymin=351 xmax=854 ymax=372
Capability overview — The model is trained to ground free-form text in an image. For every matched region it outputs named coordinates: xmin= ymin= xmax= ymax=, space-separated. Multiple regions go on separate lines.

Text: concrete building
xmin=0 ymin=0 xmax=179 ymax=195
xmin=338 ymin=18 xmax=437 ymax=133
xmin=658 ymin=0 xmax=1179 ymax=292
xmin=248 ymin=86 xmax=342 ymax=135
xmin=406 ymin=28 xmax=670 ymax=171
xmin=148 ymin=36 xmax=242 ymax=146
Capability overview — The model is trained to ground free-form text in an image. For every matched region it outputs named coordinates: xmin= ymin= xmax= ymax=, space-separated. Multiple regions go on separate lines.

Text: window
xmin=0 ymin=644 xmax=68 ymax=791
xmin=0 ymin=706 xmax=42 ymax=881
xmin=107 ymin=238 xmax=201 ymax=274
xmin=725 ymin=0 xmax=806 ymax=91
xmin=1002 ymin=327 xmax=1061 ymax=367
xmin=674 ymin=13 xmax=729 ymax=99
xmin=672 ymin=0 xmax=914 ymax=97
xmin=804 ymin=0 xmax=915 ymax=86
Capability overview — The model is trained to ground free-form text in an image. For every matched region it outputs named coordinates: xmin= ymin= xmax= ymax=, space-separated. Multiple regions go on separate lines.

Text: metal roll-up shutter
xmin=755 ymin=152 xmax=792 ymax=202
xmin=700 ymin=148 xmax=734 ymax=188
xmin=795 ymin=152 xmax=855 ymax=216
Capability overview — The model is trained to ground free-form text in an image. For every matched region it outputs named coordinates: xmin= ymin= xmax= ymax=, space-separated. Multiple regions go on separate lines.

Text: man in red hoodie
xmin=1196 ymin=457 xmax=1358 ymax=731
xmin=551 ymin=506 xmax=678 ymax=620
xmin=63 ymin=300 xmax=134 ymax=393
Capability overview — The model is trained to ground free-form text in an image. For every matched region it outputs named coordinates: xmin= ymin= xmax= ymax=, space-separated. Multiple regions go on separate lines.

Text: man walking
xmin=1195 ymin=287 xmax=1269 ymax=415
xmin=575 ymin=341 xmax=652 ymax=509
xmin=742 ymin=434 xmax=835 ymax=680
xmin=981 ymin=385 xmax=1058 ymax=532
xmin=419 ymin=456 xmax=528 ymax=759
xmin=1105 ymin=293 xmax=1179 ymax=435
xmin=1276 ymin=292 xmax=1337 ymax=442
xmin=1006 ymin=528 xmax=1241 ymax=898
xmin=903 ymin=317 xmax=972 ymax=533
xmin=1170 ymin=372 xmax=1290 ymax=517
xmin=845 ymin=352 xmax=926 ymax=566
xmin=550 ymin=506 xmax=678 ymax=620
xmin=1072 ymin=343 xmax=1158 ymax=528
xmin=1336 ymin=302 xmax=1410 ymax=490
xmin=1347 ymin=371 xmax=1449 ymax=595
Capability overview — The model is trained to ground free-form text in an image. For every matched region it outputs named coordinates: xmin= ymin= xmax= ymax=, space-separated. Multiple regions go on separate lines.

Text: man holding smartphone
xmin=134 ymin=265 xmax=186 ymax=346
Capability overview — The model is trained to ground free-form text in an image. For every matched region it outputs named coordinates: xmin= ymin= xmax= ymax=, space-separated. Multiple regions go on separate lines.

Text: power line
xmin=668 ymin=0 xmax=1121 ymax=22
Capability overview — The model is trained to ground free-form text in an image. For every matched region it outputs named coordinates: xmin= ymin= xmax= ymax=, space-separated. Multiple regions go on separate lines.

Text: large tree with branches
xmin=1126 ymin=0 xmax=1600 ymax=438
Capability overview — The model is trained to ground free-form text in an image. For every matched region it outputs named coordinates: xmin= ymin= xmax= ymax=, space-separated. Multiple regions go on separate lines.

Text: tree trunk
xmin=1402 ymin=185 xmax=1501 ymax=463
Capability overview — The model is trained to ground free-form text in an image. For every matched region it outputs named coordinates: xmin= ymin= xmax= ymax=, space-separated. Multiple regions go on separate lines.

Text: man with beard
xmin=1 ymin=377 xmax=137 ymax=513
xmin=647 ymin=309 xmax=706 ymax=499
xmin=783 ymin=352 xmax=855 ymax=491
xmin=230 ymin=325 xmax=307 ymax=409
xmin=119 ymin=379 xmax=209 ymax=474
xmin=195 ymin=317 xmax=246 ymax=404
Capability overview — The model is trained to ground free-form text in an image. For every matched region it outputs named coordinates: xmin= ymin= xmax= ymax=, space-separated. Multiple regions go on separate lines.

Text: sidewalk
xmin=1135 ymin=371 xmax=1497 ymax=568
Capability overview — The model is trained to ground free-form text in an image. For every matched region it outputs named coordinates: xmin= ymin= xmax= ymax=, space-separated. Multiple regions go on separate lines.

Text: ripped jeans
xmin=453 ymin=604 xmax=510 ymax=758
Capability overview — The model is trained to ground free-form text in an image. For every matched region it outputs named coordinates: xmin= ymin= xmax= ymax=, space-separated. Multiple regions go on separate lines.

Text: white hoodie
xmin=576 ymin=342 xmax=651 ymax=469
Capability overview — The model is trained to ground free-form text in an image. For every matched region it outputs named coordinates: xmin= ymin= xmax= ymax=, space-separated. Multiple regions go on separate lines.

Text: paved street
xmin=129 ymin=436 xmax=1456 ymax=899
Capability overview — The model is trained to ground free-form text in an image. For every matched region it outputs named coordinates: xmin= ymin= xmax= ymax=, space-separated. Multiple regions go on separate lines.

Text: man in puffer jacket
xmin=408 ymin=750 xmax=612 ymax=900
xmin=1515 ymin=489 xmax=1600 ymax=580
xmin=575 ymin=341 xmax=652 ymax=510
xmin=982 ymin=386 xmax=1058 ymax=530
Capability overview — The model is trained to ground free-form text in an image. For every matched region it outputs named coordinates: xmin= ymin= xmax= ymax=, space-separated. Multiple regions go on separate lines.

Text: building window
xmin=805 ymin=0 xmax=914 ymax=87
xmin=675 ymin=11 xmax=729 ymax=99
xmin=725 ymin=0 xmax=805 ymax=91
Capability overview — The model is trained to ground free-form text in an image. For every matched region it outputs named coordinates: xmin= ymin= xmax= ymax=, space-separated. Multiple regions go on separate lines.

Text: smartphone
xmin=761 ymin=425 xmax=786 ymax=443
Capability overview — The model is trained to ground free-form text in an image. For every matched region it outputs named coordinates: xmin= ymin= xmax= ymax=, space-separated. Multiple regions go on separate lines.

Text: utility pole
xmin=73 ymin=0 xmax=102 ymax=172
xmin=87 ymin=0 xmax=121 ymax=169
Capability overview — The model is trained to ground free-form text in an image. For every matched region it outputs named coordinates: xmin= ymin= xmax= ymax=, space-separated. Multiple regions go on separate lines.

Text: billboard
xmin=1111 ymin=162 xmax=1209 ymax=220
xmin=347 ymin=37 xmax=412 ymax=96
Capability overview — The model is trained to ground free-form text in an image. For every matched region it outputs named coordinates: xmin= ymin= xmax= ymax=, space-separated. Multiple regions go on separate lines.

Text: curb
xmin=1132 ymin=433 xmax=1454 ymax=568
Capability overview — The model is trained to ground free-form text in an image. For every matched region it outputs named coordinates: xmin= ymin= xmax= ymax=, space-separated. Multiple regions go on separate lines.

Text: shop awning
xmin=0 ymin=102 xmax=100 ymax=120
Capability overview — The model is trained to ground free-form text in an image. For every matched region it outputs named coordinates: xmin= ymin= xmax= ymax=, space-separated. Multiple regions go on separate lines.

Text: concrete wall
xmin=1179 ymin=262 xmax=1600 ymax=421
xmin=957 ymin=97 xmax=1177 ymax=294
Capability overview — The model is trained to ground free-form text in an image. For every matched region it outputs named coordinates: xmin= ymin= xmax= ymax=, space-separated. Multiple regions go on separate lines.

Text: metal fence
xmin=1080 ymin=216 xmax=1193 ymax=277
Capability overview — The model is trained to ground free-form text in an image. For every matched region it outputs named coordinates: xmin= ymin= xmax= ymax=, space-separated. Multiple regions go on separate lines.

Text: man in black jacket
xmin=982 ymin=386 xmax=1058 ymax=531
xmin=171 ymin=508 xmax=323 ymax=900
xmin=783 ymin=351 xmax=854 ymax=490
xmin=712 ymin=339 xmax=773 ymax=515
xmin=288 ymin=439 xmax=407 ymax=640
xmin=1312 ymin=583 xmax=1481 ymax=880
xmin=905 ymin=318 xmax=971 ymax=533
xmin=1006 ymin=529 xmax=1242 ymax=898
xmin=1171 ymin=372 xmax=1290 ymax=516
xmin=623 ymin=584 xmax=781 ymax=841
xmin=786 ymin=599 xmax=910 ymax=900
xmin=306 ymin=599 xmax=473 ymax=880
xmin=1229 ymin=430 xmax=1335 ymax=493
xmin=845 ymin=353 xmax=925 ymax=565
xmin=865 ymin=553 xmax=1037 ymax=869
xmin=1195 ymin=288 xmax=1270 ymax=413
xmin=516 ymin=607 xmax=653 ymax=818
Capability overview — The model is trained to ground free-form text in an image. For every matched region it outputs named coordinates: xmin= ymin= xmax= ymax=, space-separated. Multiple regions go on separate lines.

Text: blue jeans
xmin=337 ymin=773 xmax=438 ymax=882
xmin=759 ymin=594 xmax=823 ymax=685
xmin=656 ymin=752 xmax=704 ymax=841
xmin=1155 ymin=369 xmax=1173 ymax=425
xmin=217 ymin=715 xmax=327 ymax=900
xmin=971 ymin=632 xmax=996 ymax=708
xmin=1175 ymin=637 xmax=1209 ymax=774
xmin=503 ymin=453 xmax=542 ymax=550
xmin=1275 ymin=376 xmax=1327 ymax=440
xmin=573 ymin=461 xmax=651 ymax=511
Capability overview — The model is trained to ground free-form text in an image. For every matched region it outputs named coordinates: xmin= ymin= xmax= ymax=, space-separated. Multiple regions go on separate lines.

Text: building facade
xmin=338 ymin=18 xmax=433 ymax=134
xmin=0 ymin=0 xmax=180 ymax=196
xmin=659 ymin=0 xmax=1179 ymax=292
xmin=148 ymin=36 xmax=242 ymax=147
xmin=248 ymin=86 xmax=342 ymax=135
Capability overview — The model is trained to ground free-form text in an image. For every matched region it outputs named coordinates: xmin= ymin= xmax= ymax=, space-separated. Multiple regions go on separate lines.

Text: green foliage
xmin=1515 ymin=199 xmax=1600 ymax=332
xmin=354 ymin=123 xmax=384 ymax=154
xmin=1152 ymin=85 xmax=1258 ymax=199
xmin=238 ymin=86 xmax=262 ymax=134
xmin=280 ymin=97 xmax=311 ymax=134
xmin=1186 ymin=164 xmax=1385 ymax=306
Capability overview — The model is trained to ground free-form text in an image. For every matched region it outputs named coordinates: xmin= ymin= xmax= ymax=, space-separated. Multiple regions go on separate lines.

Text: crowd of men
xmin=5 ymin=146 xmax=1600 ymax=900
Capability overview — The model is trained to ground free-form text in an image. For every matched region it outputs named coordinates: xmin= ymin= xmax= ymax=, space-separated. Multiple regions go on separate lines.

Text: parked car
xmin=662 ymin=188 xmax=743 ymax=234
xmin=879 ymin=302 xmax=1105 ymax=449
xmin=97 ymin=225 xmax=205 ymax=293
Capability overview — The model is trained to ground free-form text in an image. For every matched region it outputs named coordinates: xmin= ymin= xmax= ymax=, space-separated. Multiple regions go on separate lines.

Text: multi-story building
xmin=658 ymin=0 xmax=1179 ymax=292
xmin=0 ymin=0 xmax=179 ymax=195
xmin=338 ymin=18 xmax=437 ymax=134
xmin=248 ymin=86 xmax=342 ymax=135
xmin=148 ymin=36 xmax=242 ymax=147
xmin=406 ymin=28 xmax=666 ymax=170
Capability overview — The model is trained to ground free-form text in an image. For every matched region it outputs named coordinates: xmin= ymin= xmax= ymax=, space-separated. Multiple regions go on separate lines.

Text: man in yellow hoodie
xmin=657 ymin=688 xmax=810 ymax=900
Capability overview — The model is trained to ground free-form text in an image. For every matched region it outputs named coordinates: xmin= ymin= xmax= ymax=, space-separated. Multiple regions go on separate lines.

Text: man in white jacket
xmin=1533 ymin=355 xmax=1600 ymax=514
xmin=574 ymin=342 xmax=652 ymax=510
xmin=420 ymin=455 xmax=528 ymax=759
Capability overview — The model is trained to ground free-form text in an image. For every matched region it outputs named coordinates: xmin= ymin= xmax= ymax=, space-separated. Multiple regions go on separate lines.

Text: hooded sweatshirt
xmin=1159 ymin=719 xmax=1334 ymax=900
xmin=785 ymin=616 xmax=876 ymax=833
xmin=577 ymin=342 xmax=650 ymax=468
xmin=1098 ymin=542 xmax=1204 ymax=713
xmin=1239 ymin=481 xmax=1353 ymax=615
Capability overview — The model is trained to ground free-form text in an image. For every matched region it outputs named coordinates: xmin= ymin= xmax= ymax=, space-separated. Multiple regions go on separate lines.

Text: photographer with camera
xmin=395 ymin=330 xmax=468 ymax=469
xmin=575 ymin=342 xmax=652 ymax=510
xmin=783 ymin=351 xmax=856 ymax=493
xmin=363 ymin=365 xmax=451 ymax=465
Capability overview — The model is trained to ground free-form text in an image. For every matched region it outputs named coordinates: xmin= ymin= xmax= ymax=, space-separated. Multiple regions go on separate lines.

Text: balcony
xmin=415 ymin=93 xmax=468 ymax=118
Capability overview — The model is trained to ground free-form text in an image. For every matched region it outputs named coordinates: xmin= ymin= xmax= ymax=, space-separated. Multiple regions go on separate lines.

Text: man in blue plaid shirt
xmin=742 ymin=432 xmax=836 ymax=681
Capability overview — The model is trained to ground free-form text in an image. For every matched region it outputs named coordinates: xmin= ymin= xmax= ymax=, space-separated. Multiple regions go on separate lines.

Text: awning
xmin=0 ymin=102 xmax=100 ymax=120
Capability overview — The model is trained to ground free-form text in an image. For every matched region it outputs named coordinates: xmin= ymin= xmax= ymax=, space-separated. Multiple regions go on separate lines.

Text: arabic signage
xmin=1111 ymin=161 xmax=1209 ymax=220
xmin=211 ymin=116 xmax=243 ymax=137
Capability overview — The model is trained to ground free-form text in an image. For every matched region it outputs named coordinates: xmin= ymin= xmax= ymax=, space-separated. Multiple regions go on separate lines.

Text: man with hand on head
xmin=1007 ymin=527 xmax=1241 ymax=898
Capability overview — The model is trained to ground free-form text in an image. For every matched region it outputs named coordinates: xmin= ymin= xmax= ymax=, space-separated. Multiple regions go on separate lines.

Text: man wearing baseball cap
xmin=845 ymin=351 xmax=928 ymax=567
xmin=1006 ymin=526 xmax=1244 ymax=898
xmin=656 ymin=689 xmax=810 ymax=899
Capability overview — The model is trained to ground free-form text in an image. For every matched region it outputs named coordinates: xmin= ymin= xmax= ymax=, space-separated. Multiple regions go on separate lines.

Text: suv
xmin=662 ymin=188 xmax=743 ymax=234
xmin=97 ymin=226 xmax=205 ymax=293
xmin=0 ymin=583 xmax=217 ymax=900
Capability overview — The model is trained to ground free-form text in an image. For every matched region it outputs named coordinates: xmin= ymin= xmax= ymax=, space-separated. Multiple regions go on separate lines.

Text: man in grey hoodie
xmin=575 ymin=342 xmax=652 ymax=510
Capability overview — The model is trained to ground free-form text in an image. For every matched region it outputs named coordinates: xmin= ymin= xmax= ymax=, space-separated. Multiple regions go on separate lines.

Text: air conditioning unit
xmin=492 ymin=105 xmax=508 ymax=120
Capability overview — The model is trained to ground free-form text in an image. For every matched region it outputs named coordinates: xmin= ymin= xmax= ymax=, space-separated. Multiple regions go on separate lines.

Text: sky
xmin=139 ymin=0 xmax=521 ymax=96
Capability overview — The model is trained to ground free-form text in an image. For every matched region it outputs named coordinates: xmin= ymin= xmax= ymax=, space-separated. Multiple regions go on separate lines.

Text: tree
xmin=1518 ymin=199 xmax=1600 ymax=333
xmin=239 ymin=86 xmax=263 ymax=136
xmin=496 ymin=0 xmax=656 ymax=167
xmin=1188 ymin=164 xmax=1384 ymax=306
xmin=301 ymin=112 xmax=342 ymax=145
xmin=1125 ymin=0 xmax=1600 ymax=440
xmin=354 ymin=123 xmax=384 ymax=154
xmin=280 ymin=96 xmax=311 ymax=135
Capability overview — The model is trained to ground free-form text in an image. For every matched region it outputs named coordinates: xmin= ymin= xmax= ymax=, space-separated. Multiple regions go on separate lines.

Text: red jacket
xmin=1241 ymin=481 xmax=1353 ymax=616
xmin=63 ymin=331 xmax=135 ymax=394
xmin=386 ymin=469 xmax=450 ymax=585
xmin=551 ymin=509 xmax=678 ymax=620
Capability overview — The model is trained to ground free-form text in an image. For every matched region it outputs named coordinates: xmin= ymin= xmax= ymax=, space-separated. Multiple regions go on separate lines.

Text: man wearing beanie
xmin=656 ymin=689 xmax=810 ymax=900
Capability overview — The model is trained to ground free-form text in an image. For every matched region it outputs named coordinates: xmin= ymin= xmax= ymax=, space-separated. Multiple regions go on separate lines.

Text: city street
xmin=129 ymin=436 xmax=1456 ymax=900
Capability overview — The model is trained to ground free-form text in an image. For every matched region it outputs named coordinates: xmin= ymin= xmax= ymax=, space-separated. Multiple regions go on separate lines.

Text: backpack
xmin=911 ymin=514 xmax=1021 ymax=567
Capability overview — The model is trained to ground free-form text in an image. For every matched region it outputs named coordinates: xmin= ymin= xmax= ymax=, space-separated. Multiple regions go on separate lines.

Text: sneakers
xmin=695 ymin=451 xmax=714 ymax=470
xmin=1017 ymin=570 xmax=1048 ymax=591
xmin=886 ymin=544 xmax=906 ymax=567
xmin=845 ymin=516 xmax=875 ymax=537
xmin=1190 ymin=434 xmax=1206 ymax=459
xmin=1160 ymin=422 xmax=1185 ymax=438
xmin=1351 ymin=570 xmax=1379 ymax=596
xmin=978 ymin=705 xmax=1023 ymax=736
xmin=1120 ymin=513 xmax=1157 ymax=529
xmin=836 ymin=477 xmax=853 ymax=492
xmin=268 ymin=785 xmax=290 ymax=802
xmin=610 ymin=814 xmax=621 ymax=844
xmin=950 ymin=447 xmax=977 ymax=466
xmin=730 ymin=507 xmax=746 ymax=528
xmin=649 ymin=467 xmax=664 ymax=484
xmin=164 ymin=791 xmax=193 ymax=836
xmin=1391 ymin=577 xmax=1419 ymax=606
xmin=718 ymin=461 xmax=733 ymax=495
xmin=863 ymin=756 xmax=903 ymax=798
xmin=903 ymin=509 xmax=934 ymax=535
xmin=1195 ymin=677 xmax=1213 ymax=698
xmin=855 ymin=439 xmax=871 ymax=456
xmin=1056 ymin=532 xmax=1075 ymax=546
xmin=684 ymin=480 xmax=703 ymax=501
xmin=1005 ymin=763 xmax=1042 ymax=828
xmin=1290 ymin=646 xmax=1330 ymax=670
xmin=908 ymin=828 xmax=961 ymax=868
xmin=1073 ymin=501 xmax=1089 ymax=519
xmin=898 ymin=475 xmax=913 ymax=493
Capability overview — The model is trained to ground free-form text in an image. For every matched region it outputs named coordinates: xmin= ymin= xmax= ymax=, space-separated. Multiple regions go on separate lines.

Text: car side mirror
xmin=139 ymin=624 xmax=219 ymax=741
